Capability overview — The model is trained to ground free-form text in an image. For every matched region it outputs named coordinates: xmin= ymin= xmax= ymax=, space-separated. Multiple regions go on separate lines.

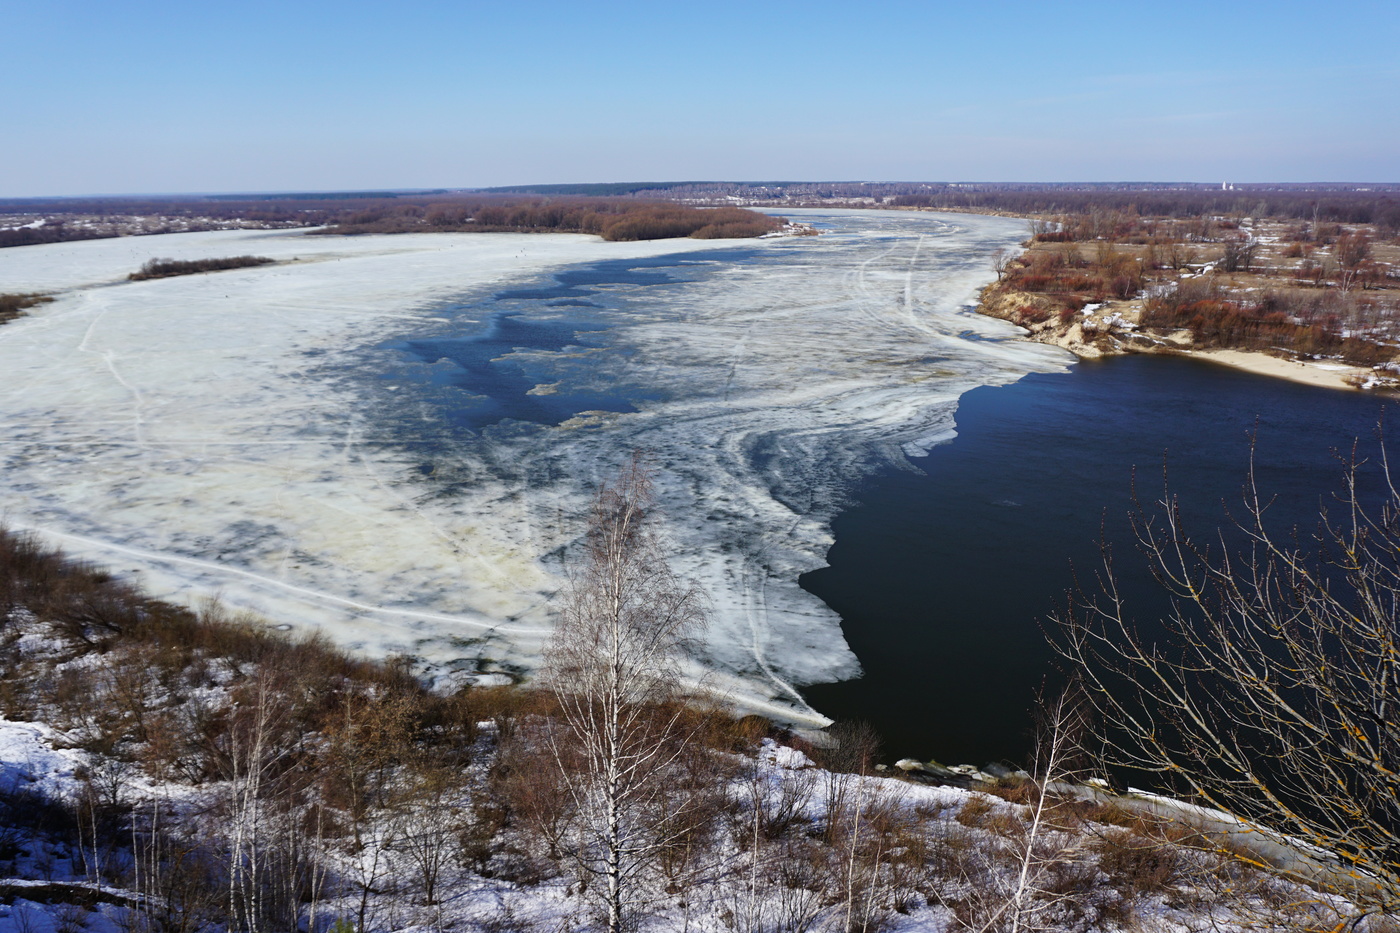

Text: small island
xmin=313 ymin=197 xmax=790 ymax=240
xmin=128 ymin=255 xmax=276 ymax=280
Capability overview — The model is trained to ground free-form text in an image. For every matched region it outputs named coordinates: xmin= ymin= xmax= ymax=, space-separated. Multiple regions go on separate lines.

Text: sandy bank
xmin=1190 ymin=349 xmax=1371 ymax=391
xmin=975 ymin=285 xmax=1394 ymax=394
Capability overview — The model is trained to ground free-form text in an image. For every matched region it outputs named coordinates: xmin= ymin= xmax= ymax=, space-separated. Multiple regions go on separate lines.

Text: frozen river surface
xmin=0 ymin=210 xmax=1068 ymax=724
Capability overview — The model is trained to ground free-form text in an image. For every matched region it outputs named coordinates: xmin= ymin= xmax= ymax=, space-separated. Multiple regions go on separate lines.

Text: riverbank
xmin=970 ymin=216 xmax=1400 ymax=393
xmin=976 ymin=281 xmax=1387 ymax=392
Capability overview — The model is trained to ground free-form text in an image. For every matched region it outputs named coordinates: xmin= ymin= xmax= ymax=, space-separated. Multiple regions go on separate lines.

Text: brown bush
xmin=128 ymin=256 xmax=274 ymax=281
xmin=0 ymin=293 xmax=51 ymax=325
xmin=954 ymin=793 xmax=995 ymax=828
xmin=1092 ymin=830 xmax=1182 ymax=895
xmin=320 ymin=197 xmax=782 ymax=242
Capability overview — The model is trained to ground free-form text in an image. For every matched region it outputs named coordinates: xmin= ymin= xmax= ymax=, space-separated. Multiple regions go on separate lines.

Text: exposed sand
xmin=976 ymin=287 xmax=1385 ymax=393
xmin=1191 ymin=349 xmax=1368 ymax=391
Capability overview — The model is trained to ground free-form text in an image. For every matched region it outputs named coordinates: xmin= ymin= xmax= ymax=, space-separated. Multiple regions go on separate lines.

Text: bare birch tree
xmin=932 ymin=687 xmax=1093 ymax=933
xmin=219 ymin=672 xmax=325 ymax=933
xmin=542 ymin=455 xmax=707 ymax=933
xmin=1053 ymin=453 xmax=1400 ymax=925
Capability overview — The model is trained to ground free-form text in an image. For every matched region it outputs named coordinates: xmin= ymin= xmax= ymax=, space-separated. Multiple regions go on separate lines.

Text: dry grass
xmin=1 ymin=520 xmax=1383 ymax=932
xmin=0 ymin=292 xmax=52 ymax=325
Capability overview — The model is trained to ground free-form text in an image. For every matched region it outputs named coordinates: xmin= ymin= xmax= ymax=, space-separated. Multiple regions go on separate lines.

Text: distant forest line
xmin=479 ymin=181 xmax=1400 ymax=230
xmin=3 ymin=183 xmax=1398 ymax=249
xmin=312 ymin=198 xmax=785 ymax=240
xmin=0 ymin=194 xmax=784 ymax=247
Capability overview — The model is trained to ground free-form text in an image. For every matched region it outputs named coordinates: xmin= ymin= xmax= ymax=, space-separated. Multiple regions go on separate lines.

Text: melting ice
xmin=0 ymin=210 xmax=1070 ymax=724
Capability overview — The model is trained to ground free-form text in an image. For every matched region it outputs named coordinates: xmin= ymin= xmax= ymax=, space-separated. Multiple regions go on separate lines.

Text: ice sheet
xmin=0 ymin=212 xmax=1070 ymax=724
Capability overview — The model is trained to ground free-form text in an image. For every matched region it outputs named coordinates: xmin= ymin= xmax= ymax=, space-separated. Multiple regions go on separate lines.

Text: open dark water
xmin=800 ymin=354 xmax=1392 ymax=767
xmin=383 ymin=248 xmax=762 ymax=434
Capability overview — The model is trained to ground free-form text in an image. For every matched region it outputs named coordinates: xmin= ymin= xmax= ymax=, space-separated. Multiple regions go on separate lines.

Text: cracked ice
xmin=0 ymin=209 xmax=1069 ymax=724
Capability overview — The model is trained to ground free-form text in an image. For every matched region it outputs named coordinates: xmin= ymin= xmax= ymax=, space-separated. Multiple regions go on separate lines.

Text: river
xmin=0 ymin=209 xmax=1386 ymax=753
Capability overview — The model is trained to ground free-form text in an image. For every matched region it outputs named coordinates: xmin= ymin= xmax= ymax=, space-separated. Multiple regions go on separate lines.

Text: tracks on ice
xmin=13 ymin=522 xmax=550 ymax=637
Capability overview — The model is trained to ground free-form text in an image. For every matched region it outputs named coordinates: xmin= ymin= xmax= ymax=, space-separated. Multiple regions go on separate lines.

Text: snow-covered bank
xmin=0 ymin=712 xmax=1357 ymax=933
xmin=0 ymin=212 xmax=1069 ymax=721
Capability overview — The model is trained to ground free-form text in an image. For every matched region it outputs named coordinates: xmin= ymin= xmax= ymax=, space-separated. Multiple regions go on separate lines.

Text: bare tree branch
xmin=541 ymin=453 xmax=708 ymax=933
xmin=1052 ymin=446 xmax=1400 ymax=923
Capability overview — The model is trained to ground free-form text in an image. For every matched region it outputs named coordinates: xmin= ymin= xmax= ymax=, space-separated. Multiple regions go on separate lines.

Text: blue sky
xmin=3 ymin=0 xmax=1397 ymax=196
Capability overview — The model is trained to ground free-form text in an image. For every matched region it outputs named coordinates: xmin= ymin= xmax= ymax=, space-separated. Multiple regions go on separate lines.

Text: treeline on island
xmin=314 ymin=198 xmax=785 ymax=240
xmin=128 ymin=256 xmax=275 ymax=281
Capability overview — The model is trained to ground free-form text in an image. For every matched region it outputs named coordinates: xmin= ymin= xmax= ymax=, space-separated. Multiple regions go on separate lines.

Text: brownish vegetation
xmin=128 ymin=256 xmax=275 ymax=281
xmin=895 ymin=186 xmax=1400 ymax=235
xmin=0 ymin=520 xmax=1362 ymax=931
xmin=978 ymin=206 xmax=1400 ymax=371
xmin=318 ymin=198 xmax=784 ymax=241
xmin=0 ymin=192 xmax=784 ymax=251
xmin=0 ymin=292 xmax=52 ymax=325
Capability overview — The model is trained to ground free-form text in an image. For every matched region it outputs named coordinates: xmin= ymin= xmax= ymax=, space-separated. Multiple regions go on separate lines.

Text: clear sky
xmin=3 ymin=0 xmax=1398 ymax=196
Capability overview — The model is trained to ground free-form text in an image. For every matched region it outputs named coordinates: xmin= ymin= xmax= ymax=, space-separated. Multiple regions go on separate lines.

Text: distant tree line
xmin=472 ymin=182 xmax=1400 ymax=230
xmin=128 ymin=256 xmax=275 ymax=281
xmin=8 ymin=184 xmax=1398 ymax=250
xmin=316 ymin=198 xmax=784 ymax=240
xmin=0 ymin=223 xmax=112 ymax=249
xmin=894 ymin=188 xmax=1400 ymax=231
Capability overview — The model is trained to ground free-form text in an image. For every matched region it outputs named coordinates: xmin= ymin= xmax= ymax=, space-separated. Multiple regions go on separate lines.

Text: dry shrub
xmin=128 ymin=256 xmax=274 ymax=280
xmin=685 ymin=707 xmax=772 ymax=754
xmin=731 ymin=763 xmax=816 ymax=846
xmin=954 ymin=793 xmax=995 ymax=828
xmin=140 ymin=710 xmax=204 ymax=782
xmin=0 ymin=292 xmax=53 ymax=325
xmin=490 ymin=717 xmax=576 ymax=862
xmin=463 ymin=684 xmax=533 ymax=738
xmin=1091 ymin=828 xmax=1182 ymax=895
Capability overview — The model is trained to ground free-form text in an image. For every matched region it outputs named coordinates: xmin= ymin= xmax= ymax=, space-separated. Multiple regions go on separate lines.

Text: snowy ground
xmin=0 ymin=714 xmax=1349 ymax=933
xmin=0 ymin=211 xmax=1069 ymax=724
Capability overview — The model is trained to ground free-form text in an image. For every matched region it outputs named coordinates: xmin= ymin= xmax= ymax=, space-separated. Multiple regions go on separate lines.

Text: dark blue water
xmin=392 ymin=313 xmax=647 ymax=431
xmin=384 ymin=249 xmax=762 ymax=433
xmin=800 ymin=354 xmax=1391 ymax=767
